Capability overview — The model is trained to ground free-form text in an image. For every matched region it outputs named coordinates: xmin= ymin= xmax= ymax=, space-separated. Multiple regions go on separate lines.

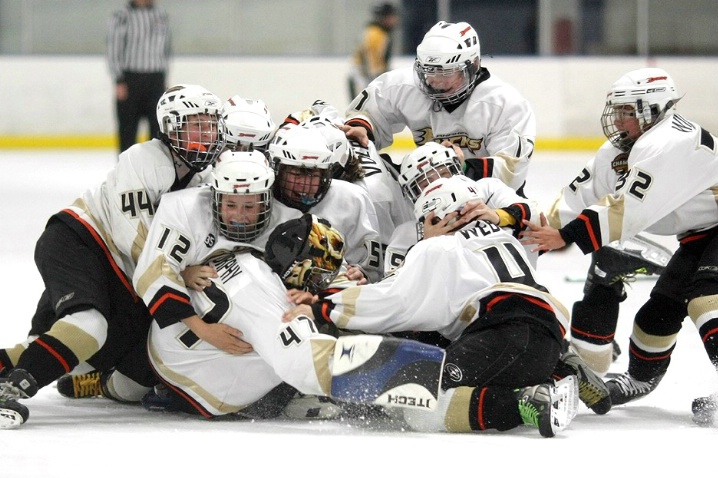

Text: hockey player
xmin=0 ymin=84 xmax=227 ymax=428
xmin=385 ymin=142 xmax=538 ymax=275
xmin=136 ymin=154 xmax=445 ymax=418
xmin=344 ymin=20 xmax=535 ymax=195
xmin=520 ymin=68 xmax=718 ymax=426
xmin=269 ymin=124 xmax=383 ymax=282
xmin=222 ymin=95 xmax=276 ymax=152
xmin=283 ymin=175 xmax=581 ymax=437
xmin=547 ymin=137 xmax=674 ymax=376
xmin=282 ymin=100 xmax=415 ymax=270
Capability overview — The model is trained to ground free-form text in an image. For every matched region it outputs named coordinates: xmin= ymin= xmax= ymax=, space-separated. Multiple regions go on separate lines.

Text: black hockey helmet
xmin=265 ymin=214 xmax=345 ymax=294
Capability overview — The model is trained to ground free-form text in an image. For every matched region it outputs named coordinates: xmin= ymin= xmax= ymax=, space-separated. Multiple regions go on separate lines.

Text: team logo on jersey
xmin=416 ymin=128 xmax=484 ymax=154
xmin=204 ymin=233 xmax=216 ymax=248
xmin=444 ymin=362 xmax=463 ymax=383
xmin=611 ymin=152 xmax=629 ymax=175
xmin=55 ymin=292 xmax=75 ymax=310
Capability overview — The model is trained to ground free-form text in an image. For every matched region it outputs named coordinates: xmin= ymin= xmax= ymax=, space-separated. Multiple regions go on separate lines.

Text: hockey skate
xmin=559 ymin=347 xmax=611 ymax=414
xmin=142 ymin=383 xmax=182 ymax=413
xmin=692 ymin=393 xmax=718 ymax=427
xmin=598 ymin=235 xmax=673 ymax=284
xmin=560 ymin=347 xmax=611 ymax=415
xmin=517 ymin=375 xmax=579 ymax=438
xmin=0 ymin=369 xmax=38 ymax=428
xmin=605 ymin=371 xmax=664 ymax=406
xmin=57 ymin=371 xmax=104 ymax=398
xmin=282 ymin=393 xmax=343 ymax=420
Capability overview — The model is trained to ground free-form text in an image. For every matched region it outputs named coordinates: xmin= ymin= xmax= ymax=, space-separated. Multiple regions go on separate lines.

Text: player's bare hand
xmin=440 ymin=140 xmax=465 ymax=165
xmin=287 ymin=288 xmax=319 ymax=305
xmin=341 ymin=124 xmax=369 ymax=147
xmin=460 ymin=200 xmax=499 ymax=224
xmin=422 ymin=200 xmax=484 ymax=239
xmin=181 ymin=265 xmax=218 ymax=291
xmin=345 ymin=265 xmax=368 ymax=284
xmin=182 ymin=315 xmax=252 ymax=354
xmin=520 ymin=212 xmax=566 ymax=252
xmin=282 ymin=304 xmax=313 ymax=323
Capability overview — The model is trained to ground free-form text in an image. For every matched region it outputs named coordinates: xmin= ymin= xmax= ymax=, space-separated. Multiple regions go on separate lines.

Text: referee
xmin=107 ymin=0 xmax=171 ymax=153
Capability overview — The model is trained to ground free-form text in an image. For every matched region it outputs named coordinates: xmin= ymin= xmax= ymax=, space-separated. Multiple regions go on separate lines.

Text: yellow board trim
xmin=0 ymin=134 xmax=605 ymax=152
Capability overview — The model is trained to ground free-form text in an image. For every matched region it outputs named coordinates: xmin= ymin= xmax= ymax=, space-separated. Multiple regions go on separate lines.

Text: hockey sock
xmin=15 ymin=335 xmax=80 ymax=389
xmin=466 ymin=386 xmax=523 ymax=432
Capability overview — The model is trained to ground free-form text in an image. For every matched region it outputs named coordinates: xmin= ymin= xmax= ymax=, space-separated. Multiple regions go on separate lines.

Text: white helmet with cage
xmin=268 ymin=125 xmax=338 ymax=212
xmin=600 ymin=68 xmax=680 ymax=152
xmin=156 ymin=84 xmax=226 ymax=171
xmin=210 ymin=150 xmax=275 ymax=243
xmin=413 ymin=174 xmax=481 ymax=223
xmin=399 ymin=142 xmax=463 ymax=202
xmin=222 ymin=95 xmax=276 ymax=151
xmin=414 ymin=21 xmax=481 ymax=106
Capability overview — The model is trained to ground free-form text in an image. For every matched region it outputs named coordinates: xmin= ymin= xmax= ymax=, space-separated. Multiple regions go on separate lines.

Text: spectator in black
xmin=107 ymin=0 xmax=171 ymax=153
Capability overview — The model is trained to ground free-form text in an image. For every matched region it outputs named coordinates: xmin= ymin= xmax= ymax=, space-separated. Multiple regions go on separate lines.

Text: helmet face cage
xmin=400 ymin=143 xmax=463 ymax=202
xmin=274 ymin=163 xmax=333 ymax=212
xmin=600 ymin=69 xmax=679 ymax=152
xmin=268 ymin=126 xmax=337 ymax=212
xmin=211 ymin=189 xmax=273 ymax=242
xmin=222 ymin=96 xmax=276 ymax=152
xmin=415 ymin=60 xmax=478 ymax=105
xmin=265 ymin=214 xmax=346 ymax=295
xmin=415 ymin=21 xmax=481 ymax=105
xmin=157 ymin=85 xmax=227 ymax=171
xmin=169 ymin=113 xmax=227 ymax=171
xmin=413 ymin=175 xmax=481 ymax=223
xmin=210 ymin=150 xmax=275 ymax=243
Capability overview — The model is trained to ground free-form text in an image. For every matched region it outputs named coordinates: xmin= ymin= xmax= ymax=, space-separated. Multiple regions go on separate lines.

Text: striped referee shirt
xmin=106 ymin=2 xmax=171 ymax=83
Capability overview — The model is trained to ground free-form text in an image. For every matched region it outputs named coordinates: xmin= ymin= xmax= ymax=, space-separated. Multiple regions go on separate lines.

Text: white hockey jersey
xmin=383 ymin=177 xmax=541 ymax=274
xmin=61 ymin=139 xmax=210 ymax=279
xmin=546 ymin=141 xmax=626 ymax=229
xmin=349 ymin=139 xmax=415 ymax=249
xmin=147 ymin=250 xmax=338 ymax=415
xmin=308 ymin=179 xmax=383 ymax=282
xmin=561 ymin=113 xmax=718 ymax=253
xmin=316 ymin=221 xmax=569 ymax=342
xmin=345 ymin=67 xmax=536 ymax=190
xmin=133 ymin=185 xmax=302 ymax=327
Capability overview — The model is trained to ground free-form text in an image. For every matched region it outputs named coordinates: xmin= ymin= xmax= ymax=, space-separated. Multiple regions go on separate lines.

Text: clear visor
xmin=415 ymin=60 xmax=473 ymax=103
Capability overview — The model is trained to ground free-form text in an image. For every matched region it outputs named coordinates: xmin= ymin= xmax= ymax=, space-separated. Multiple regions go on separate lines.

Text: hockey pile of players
xmin=2 ymin=19 xmax=717 ymax=436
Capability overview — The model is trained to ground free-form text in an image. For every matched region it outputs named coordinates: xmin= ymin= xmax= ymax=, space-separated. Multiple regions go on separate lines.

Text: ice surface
xmin=0 ymin=150 xmax=716 ymax=477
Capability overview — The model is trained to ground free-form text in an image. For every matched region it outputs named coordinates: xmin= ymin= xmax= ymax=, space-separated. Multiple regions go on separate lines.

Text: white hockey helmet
xmin=222 ymin=95 xmax=276 ymax=151
xmin=299 ymin=115 xmax=350 ymax=172
xmin=600 ymin=68 xmax=680 ymax=152
xmin=268 ymin=125 xmax=337 ymax=212
xmin=414 ymin=21 xmax=481 ymax=105
xmin=399 ymin=142 xmax=463 ymax=202
xmin=413 ymin=174 xmax=481 ymax=223
xmin=210 ymin=150 xmax=275 ymax=243
xmin=156 ymin=84 xmax=226 ymax=171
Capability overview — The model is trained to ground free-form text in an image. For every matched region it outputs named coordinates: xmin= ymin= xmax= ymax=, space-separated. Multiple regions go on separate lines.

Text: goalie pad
xmin=330 ymin=335 xmax=445 ymax=411
xmin=590 ymin=233 xmax=673 ymax=285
